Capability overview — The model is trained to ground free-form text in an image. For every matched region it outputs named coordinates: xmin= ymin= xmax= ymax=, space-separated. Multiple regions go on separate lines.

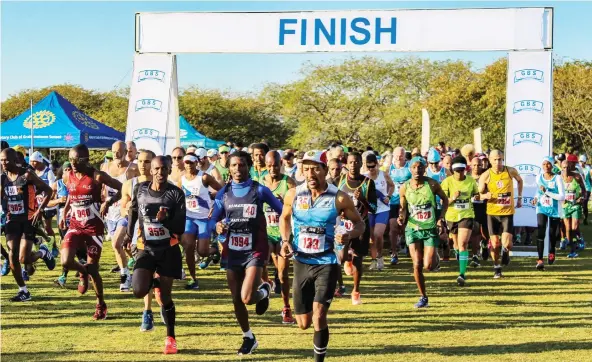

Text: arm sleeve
xmin=207 ymin=188 xmax=226 ymax=234
xmin=545 ymin=177 xmax=566 ymax=201
xmin=126 ymin=184 xmax=140 ymax=238
xmin=258 ymin=185 xmax=283 ymax=213
xmin=367 ymin=180 xmax=377 ymax=214
xmin=164 ymin=189 xmax=186 ymax=235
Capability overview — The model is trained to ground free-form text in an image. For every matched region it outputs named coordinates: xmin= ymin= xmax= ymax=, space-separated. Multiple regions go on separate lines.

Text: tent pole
xmin=30 ymin=99 xmax=34 ymax=155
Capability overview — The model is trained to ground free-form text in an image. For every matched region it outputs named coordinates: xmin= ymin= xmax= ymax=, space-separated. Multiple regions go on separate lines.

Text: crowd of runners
xmin=1 ymin=138 xmax=590 ymax=359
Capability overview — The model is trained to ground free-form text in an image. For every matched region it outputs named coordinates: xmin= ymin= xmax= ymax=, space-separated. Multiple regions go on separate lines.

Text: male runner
xmin=262 ymin=150 xmax=296 ymax=323
xmin=294 ymin=152 xmax=306 ymax=186
xmin=214 ymin=145 xmax=231 ymax=183
xmin=478 ymin=150 xmax=523 ymax=278
xmin=60 ymin=144 xmax=122 ymax=319
xmin=337 ymin=152 xmax=376 ymax=305
xmin=387 ymin=147 xmax=411 ymax=265
xmin=578 ymin=154 xmax=591 ymax=225
xmin=561 ymin=155 xmax=586 ymax=256
xmin=1 ymin=148 xmax=56 ymax=301
xmin=279 ymin=150 xmax=364 ymax=362
xmin=326 ymin=159 xmax=343 ymax=187
xmin=207 ymin=149 xmax=219 ymax=163
xmin=126 ymin=141 xmax=138 ymax=164
xmin=29 ymin=151 xmax=58 ymax=254
xmin=282 ymin=152 xmax=297 ymax=179
xmin=209 ymin=151 xmax=283 ymax=355
xmin=180 ymin=152 xmax=221 ymax=289
xmin=470 ymin=156 xmax=488 ymax=264
xmin=195 ymin=147 xmax=222 ymax=180
xmin=250 ymin=143 xmax=270 ymax=182
xmin=169 ymin=147 xmax=186 ymax=185
xmin=125 ymin=156 xmax=185 ymax=354
xmin=426 ymin=148 xmax=452 ymax=261
xmin=105 ymin=141 xmax=139 ymax=291
xmin=399 ymin=157 xmax=448 ymax=308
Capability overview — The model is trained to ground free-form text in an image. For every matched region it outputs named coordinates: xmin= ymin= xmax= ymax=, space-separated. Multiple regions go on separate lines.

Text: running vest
xmin=203 ymin=163 xmax=215 ymax=176
xmin=106 ymin=163 xmax=131 ymax=221
xmin=388 ymin=163 xmax=411 ymax=205
xmin=536 ymin=174 xmax=562 ymax=218
xmin=135 ymin=182 xmax=181 ymax=250
xmin=67 ymin=170 xmax=103 ymax=234
xmin=404 ymin=180 xmax=437 ymax=231
xmin=214 ymin=159 xmax=230 ymax=183
xmin=427 ymin=166 xmax=447 ymax=210
xmin=366 ymin=170 xmax=390 ymax=214
xmin=291 ymin=183 xmax=339 ymax=265
xmin=264 ymin=175 xmax=290 ymax=242
xmin=441 ymin=175 xmax=478 ymax=222
xmin=56 ymin=179 xmax=69 ymax=223
xmin=1 ymin=170 xmax=36 ymax=223
xmin=486 ymin=167 xmax=515 ymax=216
xmin=222 ymin=181 xmax=267 ymax=255
xmin=36 ymin=167 xmax=57 ymax=211
xmin=181 ymin=171 xmax=212 ymax=220
xmin=338 ymin=174 xmax=371 ymax=220
xmin=563 ymin=176 xmax=581 ymax=207
xmin=250 ymin=167 xmax=269 ymax=182
xmin=583 ymin=165 xmax=591 ymax=191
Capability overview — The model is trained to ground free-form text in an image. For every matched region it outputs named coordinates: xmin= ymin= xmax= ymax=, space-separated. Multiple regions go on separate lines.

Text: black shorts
xmin=473 ymin=203 xmax=487 ymax=226
xmin=228 ymin=251 xmax=266 ymax=272
xmin=350 ymin=219 xmax=371 ymax=257
xmin=293 ymin=261 xmax=339 ymax=315
xmin=447 ymin=218 xmax=474 ymax=235
xmin=43 ymin=209 xmax=57 ymax=219
xmin=389 ymin=205 xmax=401 ymax=219
xmin=134 ymin=244 xmax=182 ymax=279
xmin=487 ymin=215 xmax=514 ymax=236
xmin=4 ymin=221 xmax=36 ymax=241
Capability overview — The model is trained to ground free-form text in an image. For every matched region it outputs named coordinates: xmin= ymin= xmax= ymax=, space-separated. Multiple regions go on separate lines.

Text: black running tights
xmin=537 ymin=214 xmax=561 ymax=260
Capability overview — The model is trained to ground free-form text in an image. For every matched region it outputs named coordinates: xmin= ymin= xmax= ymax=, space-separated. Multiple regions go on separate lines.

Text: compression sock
xmin=459 ymin=251 xmax=469 ymax=278
xmin=314 ymin=327 xmax=329 ymax=362
xmin=162 ymin=302 xmax=176 ymax=338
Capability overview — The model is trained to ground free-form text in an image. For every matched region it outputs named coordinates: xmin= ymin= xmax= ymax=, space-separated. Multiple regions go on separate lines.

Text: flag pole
xmin=29 ymin=99 xmax=34 ymax=155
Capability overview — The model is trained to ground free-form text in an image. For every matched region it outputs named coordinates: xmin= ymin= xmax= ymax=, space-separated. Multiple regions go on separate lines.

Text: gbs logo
xmin=180 ymin=129 xmax=188 ymax=138
xmin=514 ymin=69 xmax=544 ymax=83
xmin=135 ymin=99 xmax=162 ymax=112
xmin=512 ymin=132 xmax=543 ymax=146
xmin=513 ymin=100 xmax=544 ymax=114
xmin=138 ymin=70 xmax=165 ymax=82
xmin=517 ymin=196 xmax=535 ymax=208
xmin=133 ymin=128 xmax=159 ymax=140
xmin=516 ymin=164 xmax=541 ymax=176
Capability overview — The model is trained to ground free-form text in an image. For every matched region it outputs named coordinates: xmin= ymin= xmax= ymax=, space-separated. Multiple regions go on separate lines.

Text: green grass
xmin=2 ymin=226 xmax=592 ymax=362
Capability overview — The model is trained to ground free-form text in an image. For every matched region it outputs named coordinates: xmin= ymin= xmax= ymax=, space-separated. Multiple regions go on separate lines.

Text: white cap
xmin=29 ymin=151 xmax=44 ymax=163
xmin=207 ymin=149 xmax=218 ymax=158
xmin=241 ymin=147 xmax=249 ymax=152
xmin=580 ymin=154 xmax=587 ymax=162
xmin=186 ymin=145 xmax=198 ymax=154
xmin=302 ymin=150 xmax=327 ymax=165
xmin=195 ymin=148 xmax=207 ymax=159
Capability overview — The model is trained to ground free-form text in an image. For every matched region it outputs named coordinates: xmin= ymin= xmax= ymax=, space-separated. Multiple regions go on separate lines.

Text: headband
xmin=452 ymin=163 xmax=467 ymax=170
xmin=183 ymin=155 xmax=199 ymax=163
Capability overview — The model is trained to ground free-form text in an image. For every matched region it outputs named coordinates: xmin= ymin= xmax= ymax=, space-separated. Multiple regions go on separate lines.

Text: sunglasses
xmin=172 ymin=156 xmax=184 ymax=160
xmin=366 ymin=164 xmax=377 ymax=169
xmin=69 ymin=157 xmax=88 ymax=162
xmin=220 ymin=151 xmax=228 ymax=154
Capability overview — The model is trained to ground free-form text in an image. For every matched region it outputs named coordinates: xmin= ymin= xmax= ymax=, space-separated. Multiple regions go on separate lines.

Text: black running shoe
xmin=10 ymin=290 xmax=31 ymax=302
xmin=238 ymin=336 xmax=258 ymax=355
xmin=110 ymin=265 xmax=120 ymax=273
xmin=501 ymin=248 xmax=510 ymax=266
xmin=456 ymin=275 xmax=466 ymax=286
xmin=493 ymin=267 xmax=503 ymax=279
xmin=481 ymin=240 xmax=489 ymax=261
xmin=255 ymin=282 xmax=271 ymax=315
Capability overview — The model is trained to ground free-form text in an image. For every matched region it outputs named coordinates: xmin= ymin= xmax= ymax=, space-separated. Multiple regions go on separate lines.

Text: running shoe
xmin=369 ymin=259 xmax=378 ymax=271
xmin=92 ymin=303 xmax=108 ymax=320
xmin=51 ymin=245 xmax=60 ymax=258
xmin=55 ymin=274 xmax=67 ymax=288
xmin=127 ymin=257 xmax=136 ymax=269
xmin=559 ymin=238 xmax=568 ymax=250
xmin=351 ymin=291 xmax=362 ymax=305
xmin=376 ymin=256 xmax=384 ymax=271
xmin=456 ymin=275 xmax=466 ymax=287
xmin=39 ymin=244 xmax=56 ymax=271
xmin=120 ymin=272 xmax=131 ymax=292
xmin=255 ymin=282 xmax=271 ymax=315
xmin=536 ymin=260 xmax=545 ymax=271
xmin=110 ymin=265 xmax=120 ymax=273
xmin=344 ymin=260 xmax=355 ymax=276
xmin=481 ymin=240 xmax=489 ymax=261
xmin=470 ymin=255 xmax=481 ymax=268
xmin=390 ymin=255 xmax=399 ymax=265
xmin=578 ymin=237 xmax=585 ymax=250
xmin=10 ymin=290 xmax=31 ymax=302
xmin=22 ymin=269 xmax=29 ymax=281
xmin=334 ymin=285 xmax=346 ymax=298
xmin=493 ymin=267 xmax=503 ymax=279
xmin=281 ymin=307 xmax=295 ymax=324
xmin=185 ymin=279 xmax=199 ymax=290
xmin=164 ymin=336 xmax=178 ymax=355
xmin=501 ymin=248 xmax=510 ymax=266
xmin=1 ymin=258 xmax=10 ymax=276
xmin=199 ymin=251 xmax=221 ymax=270
xmin=238 ymin=336 xmax=258 ymax=355
xmin=414 ymin=296 xmax=428 ymax=309
xmin=567 ymin=252 xmax=579 ymax=258
xmin=515 ymin=234 xmax=522 ymax=245
xmin=78 ymin=271 xmax=89 ymax=295
xmin=548 ymin=253 xmax=556 ymax=265
xmin=140 ymin=310 xmax=155 ymax=332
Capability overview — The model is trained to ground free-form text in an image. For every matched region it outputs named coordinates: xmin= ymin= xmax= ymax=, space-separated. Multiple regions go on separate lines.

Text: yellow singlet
xmin=486 ymin=167 xmax=515 ymax=216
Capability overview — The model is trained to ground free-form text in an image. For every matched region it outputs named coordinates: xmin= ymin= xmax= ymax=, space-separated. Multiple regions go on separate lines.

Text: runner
xmin=214 ymin=145 xmax=231 ymax=183
xmin=126 ymin=141 xmax=138 ymax=164
xmin=207 ymin=149 xmax=219 ymax=164
xmin=387 ymin=147 xmax=411 ymax=265
xmin=262 ymin=151 xmax=296 ymax=323
xmin=208 ymin=150 xmax=283 ymax=355
xmin=1 ymin=148 xmax=56 ymax=301
xmin=279 ymin=150 xmax=365 ymax=362
xmin=29 ymin=151 xmax=59 ymax=254
xmin=326 ymin=158 xmax=343 ymax=187
xmin=105 ymin=141 xmax=139 ymax=291
xmin=294 ymin=151 xmax=306 ymax=186
xmin=426 ymin=148 xmax=452 ymax=262
xmin=532 ymin=156 xmax=565 ymax=269
xmin=398 ymin=156 xmax=448 ymax=308
xmin=337 ymin=152 xmax=376 ymax=305
xmin=364 ymin=153 xmax=393 ymax=271
xmin=195 ymin=147 xmax=222 ymax=180
xmin=124 ymin=156 xmax=185 ymax=354
xmin=169 ymin=147 xmax=186 ymax=185
xmin=60 ymin=144 xmax=122 ymax=319
xmin=441 ymin=156 xmax=479 ymax=286
xmin=478 ymin=150 xmax=523 ymax=278
xmin=249 ymin=143 xmax=270 ymax=182
xmin=442 ymin=154 xmax=452 ymax=174
xmin=561 ymin=155 xmax=587 ymax=257
xmin=180 ymin=152 xmax=222 ymax=289
xmin=470 ymin=155 xmax=488 ymax=264
xmin=282 ymin=151 xmax=297 ymax=179
xmin=578 ymin=154 xmax=591 ymax=225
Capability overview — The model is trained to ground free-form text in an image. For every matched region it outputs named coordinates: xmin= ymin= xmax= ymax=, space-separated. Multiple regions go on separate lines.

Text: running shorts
xmin=184 ymin=218 xmax=211 ymax=239
xmin=227 ymin=251 xmax=266 ymax=272
xmin=487 ymin=215 xmax=514 ymax=236
xmin=350 ymin=219 xmax=370 ymax=257
xmin=106 ymin=218 xmax=128 ymax=237
xmin=473 ymin=203 xmax=487 ymax=226
xmin=62 ymin=230 xmax=104 ymax=260
xmin=292 ymin=260 xmax=339 ymax=315
xmin=43 ymin=209 xmax=57 ymax=219
xmin=369 ymin=211 xmax=389 ymax=227
xmin=134 ymin=245 xmax=182 ymax=279
xmin=404 ymin=228 xmax=439 ymax=247
xmin=563 ymin=204 xmax=582 ymax=220
xmin=389 ymin=204 xmax=401 ymax=219
xmin=447 ymin=218 xmax=475 ymax=235
xmin=4 ymin=221 xmax=36 ymax=241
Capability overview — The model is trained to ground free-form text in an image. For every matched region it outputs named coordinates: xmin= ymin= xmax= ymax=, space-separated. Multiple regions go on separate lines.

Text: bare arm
xmin=203 ymin=174 xmax=222 ymax=191
xmin=96 ymin=170 xmax=122 ymax=207
xmin=478 ymin=170 xmax=490 ymax=194
xmin=431 ymin=179 xmax=449 ymax=219
xmin=399 ymin=183 xmax=408 ymax=225
xmin=509 ymin=167 xmax=524 ymax=196
xmin=279 ymin=188 xmax=296 ymax=243
xmin=336 ymin=190 xmax=365 ymax=240
xmin=120 ymin=179 xmax=132 ymax=217
xmin=385 ymin=173 xmax=395 ymax=198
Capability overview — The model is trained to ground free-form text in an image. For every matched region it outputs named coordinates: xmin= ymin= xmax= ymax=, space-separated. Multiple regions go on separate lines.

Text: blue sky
xmin=2 ymin=1 xmax=591 ymax=100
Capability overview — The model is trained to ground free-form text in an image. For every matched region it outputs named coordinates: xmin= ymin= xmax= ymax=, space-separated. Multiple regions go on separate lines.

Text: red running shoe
xmin=92 ymin=303 xmax=107 ymax=320
xmin=78 ymin=271 xmax=89 ymax=295
xmin=164 ymin=336 xmax=178 ymax=354
xmin=282 ymin=307 xmax=295 ymax=324
xmin=548 ymin=253 xmax=556 ymax=265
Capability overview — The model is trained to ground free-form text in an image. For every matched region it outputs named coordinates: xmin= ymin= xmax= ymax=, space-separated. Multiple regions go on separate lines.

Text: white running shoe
xmin=120 ymin=272 xmax=132 ymax=292
xmin=377 ymin=257 xmax=384 ymax=271
xmin=369 ymin=259 xmax=377 ymax=271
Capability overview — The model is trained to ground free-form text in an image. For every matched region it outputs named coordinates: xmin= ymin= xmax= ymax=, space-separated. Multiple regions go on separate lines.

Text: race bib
xmin=229 ymin=233 xmax=252 ymax=251
xmin=265 ymin=211 xmax=279 ymax=227
xmin=342 ymin=219 xmax=354 ymax=231
xmin=5 ymin=186 xmax=19 ymax=196
xmin=296 ymin=196 xmax=310 ymax=210
xmin=540 ymin=195 xmax=552 ymax=207
xmin=297 ymin=233 xmax=326 ymax=254
xmin=72 ymin=205 xmax=95 ymax=222
xmin=547 ymin=181 xmax=556 ymax=188
xmin=186 ymin=198 xmax=199 ymax=211
xmin=7 ymin=200 xmax=24 ymax=215
xmin=566 ymin=192 xmax=576 ymax=202
xmin=410 ymin=204 xmax=433 ymax=222
xmin=454 ymin=199 xmax=470 ymax=210
xmin=143 ymin=222 xmax=170 ymax=241
xmin=496 ymin=193 xmax=512 ymax=206
xmin=243 ymin=204 xmax=257 ymax=218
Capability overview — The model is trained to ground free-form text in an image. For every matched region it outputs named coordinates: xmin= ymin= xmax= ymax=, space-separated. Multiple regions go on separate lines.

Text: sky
xmin=2 ymin=1 xmax=591 ymax=101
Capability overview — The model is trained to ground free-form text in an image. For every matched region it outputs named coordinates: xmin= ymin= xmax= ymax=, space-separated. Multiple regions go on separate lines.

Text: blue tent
xmin=179 ymin=115 xmax=224 ymax=149
xmin=1 ymin=91 xmax=124 ymax=148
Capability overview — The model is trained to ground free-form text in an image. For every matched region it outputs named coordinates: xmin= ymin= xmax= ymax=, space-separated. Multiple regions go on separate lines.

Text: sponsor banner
xmin=505 ymin=51 xmax=553 ymax=228
xmin=126 ymin=54 xmax=176 ymax=155
xmin=136 ymin=8 xmax=552 ymax=53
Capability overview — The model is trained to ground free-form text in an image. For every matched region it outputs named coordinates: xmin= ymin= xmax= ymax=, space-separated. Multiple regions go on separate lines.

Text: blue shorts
xmin=369 ymin=211 xmax=389 ymax=227
xmin=107 ymin=218 xmax=128 ymax=237
xmin=184 ymin=218 xmax=211 ymax=239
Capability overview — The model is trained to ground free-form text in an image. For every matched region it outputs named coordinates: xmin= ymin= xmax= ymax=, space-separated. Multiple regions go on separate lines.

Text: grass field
xmin=2 ymin=226 xmax=592 ymax=362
